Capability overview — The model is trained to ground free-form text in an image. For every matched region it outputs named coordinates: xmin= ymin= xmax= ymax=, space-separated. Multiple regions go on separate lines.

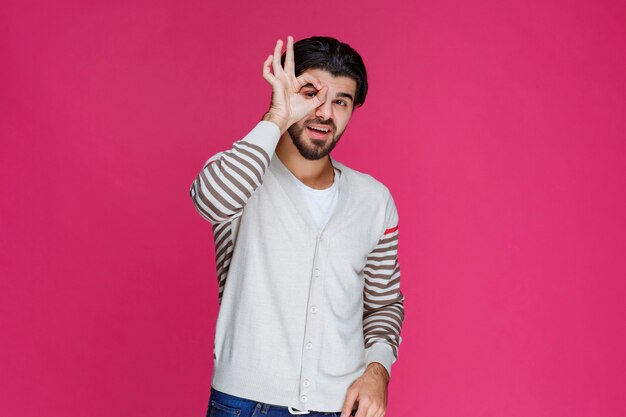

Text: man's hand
xmin=340 ymin=362 xmax=389 ymax=417
xmin=261 ymin=35 xmax=328 ymax=134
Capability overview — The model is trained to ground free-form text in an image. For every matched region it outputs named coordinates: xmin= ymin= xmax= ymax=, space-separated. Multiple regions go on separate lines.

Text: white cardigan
xmin=190 ymin=121 xmax=405 ymax=413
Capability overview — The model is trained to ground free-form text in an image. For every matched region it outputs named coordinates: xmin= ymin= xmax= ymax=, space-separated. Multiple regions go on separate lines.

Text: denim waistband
xmin=210 ymin=386 xmax=356 ymax=416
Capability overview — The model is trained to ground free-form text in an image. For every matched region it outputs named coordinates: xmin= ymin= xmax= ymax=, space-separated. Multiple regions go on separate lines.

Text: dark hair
xmin=281 ymin=36 xmax=368 ymax=108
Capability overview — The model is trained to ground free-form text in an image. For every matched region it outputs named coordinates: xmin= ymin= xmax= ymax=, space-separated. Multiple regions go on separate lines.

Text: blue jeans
xmin=206 ymin=386 xmax=357 ymax=417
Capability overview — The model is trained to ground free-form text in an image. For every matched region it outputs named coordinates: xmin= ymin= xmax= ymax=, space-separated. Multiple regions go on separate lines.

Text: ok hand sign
xmin=262 ymin=36 xmax=328 ymax=133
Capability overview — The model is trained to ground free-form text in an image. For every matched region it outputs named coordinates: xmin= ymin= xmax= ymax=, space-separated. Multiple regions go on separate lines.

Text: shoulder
xmin=335 ymin=159 xmax=400 ymax=239
xmin=333 ymin=159 xmax=393 ymax=203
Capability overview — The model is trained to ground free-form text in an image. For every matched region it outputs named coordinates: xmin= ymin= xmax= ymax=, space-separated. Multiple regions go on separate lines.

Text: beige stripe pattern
xmin=362 ymin=226 xmax=405 ymax=361
xmin=189 ymin=138 xmax=272 ymax=304
xmin=189 ymin=139 xmax=272 ymax=224
xmin=211 ymin=220 xmax=235 ymax=305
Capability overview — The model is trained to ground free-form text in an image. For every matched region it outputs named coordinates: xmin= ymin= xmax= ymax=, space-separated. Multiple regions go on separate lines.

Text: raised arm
xmin=189 ymin=121 xmax=280 ymax=224
xmin=189 ymin=35 xmax=329 ymax=225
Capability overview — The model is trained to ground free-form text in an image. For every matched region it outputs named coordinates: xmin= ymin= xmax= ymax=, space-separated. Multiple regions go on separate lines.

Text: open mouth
xmin=306 ymin=125 xmax=331 ymax=139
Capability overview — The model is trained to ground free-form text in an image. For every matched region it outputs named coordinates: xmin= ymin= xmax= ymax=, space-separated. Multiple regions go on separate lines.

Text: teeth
xmin=309 ymin=126 xmax=329 ymax=132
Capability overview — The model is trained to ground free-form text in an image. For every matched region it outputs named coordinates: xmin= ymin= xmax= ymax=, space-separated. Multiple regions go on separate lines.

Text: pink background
xmin=1 ymin=1 xmax=625 ymax=416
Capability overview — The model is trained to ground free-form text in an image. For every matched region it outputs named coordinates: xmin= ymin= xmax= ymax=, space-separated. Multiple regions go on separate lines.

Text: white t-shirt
xmin=285 ymin=166 xmax=340 ymax=231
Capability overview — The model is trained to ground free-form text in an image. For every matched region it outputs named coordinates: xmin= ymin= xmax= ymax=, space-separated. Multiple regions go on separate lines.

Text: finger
xmin=307 ymin=84 xmax=328 ymax=108
xmin=295 ymin=73 xmax=322 ymax=90
xmin=373 ymin=404 xmax=385 ymax=417
xmin=262 ymin=54 xmax=276 ymax=84
xmin=354 ymin=399 xmax=371 ymax=417
xmin=340 ymin=389 xmax=358 ymax=417
xmin=272 ymin=39 xmax=284 ymax=76
xmin=359 ymin=402 xmax=376 ymax=417
xmin=284 ymin=35 xmax=294 ymax=75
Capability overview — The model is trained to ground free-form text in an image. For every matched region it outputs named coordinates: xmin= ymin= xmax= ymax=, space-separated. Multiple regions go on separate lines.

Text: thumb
xmin=307 ymin=84 xmax=328 ymax=108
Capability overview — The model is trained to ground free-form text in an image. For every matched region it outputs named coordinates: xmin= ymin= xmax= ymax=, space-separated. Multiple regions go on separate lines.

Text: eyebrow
xmin=336 ymin=92 xmax=354 ymax=102
xmin=302 ymin=83 xmax=354 ymax=102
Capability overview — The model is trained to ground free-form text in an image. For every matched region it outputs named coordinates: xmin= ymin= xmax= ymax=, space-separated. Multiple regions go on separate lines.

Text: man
xmin=189 ymin=35 xmax=405 ymax=417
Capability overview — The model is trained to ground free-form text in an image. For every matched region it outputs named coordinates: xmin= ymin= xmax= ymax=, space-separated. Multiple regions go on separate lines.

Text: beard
xmin=287 ymin=118 xmax=344 ymax=160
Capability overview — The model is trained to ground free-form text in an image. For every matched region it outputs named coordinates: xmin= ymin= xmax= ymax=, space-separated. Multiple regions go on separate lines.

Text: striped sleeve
xmin=189 ymin=121 xmax=281 ymax=225
xmin=362 ymin=190 xmax=405 ymax=379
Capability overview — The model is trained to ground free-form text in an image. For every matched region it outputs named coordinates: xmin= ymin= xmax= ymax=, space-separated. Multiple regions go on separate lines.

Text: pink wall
xmin=2 ymin=1 xmax=625 ymax=416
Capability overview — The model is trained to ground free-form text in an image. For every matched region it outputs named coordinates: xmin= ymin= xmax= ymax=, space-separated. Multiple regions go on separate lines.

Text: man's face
xmin=287 ymin=68 xmax=357 ymax=160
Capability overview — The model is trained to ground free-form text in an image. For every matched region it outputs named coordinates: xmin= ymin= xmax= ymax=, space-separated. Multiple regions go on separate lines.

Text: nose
xmin=314 ymin=97 xmax=333 ymax=121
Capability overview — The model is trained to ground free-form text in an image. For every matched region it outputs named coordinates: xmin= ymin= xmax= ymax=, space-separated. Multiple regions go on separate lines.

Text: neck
xmin=275 ymin=133 xmax=335 ymax=190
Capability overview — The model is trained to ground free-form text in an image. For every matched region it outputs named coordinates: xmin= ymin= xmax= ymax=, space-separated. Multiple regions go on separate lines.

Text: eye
xmin=304 ymin=91 xmax=316 ymax=97
xmin=335 ymin=100 xmax=346 ymax=106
